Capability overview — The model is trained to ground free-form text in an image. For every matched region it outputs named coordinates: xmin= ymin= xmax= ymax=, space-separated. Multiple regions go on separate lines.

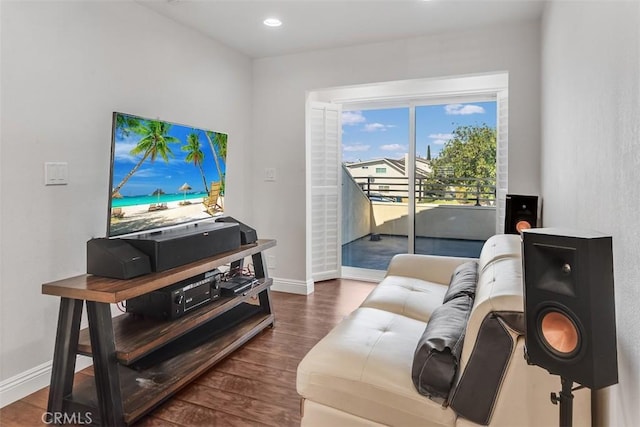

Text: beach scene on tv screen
xmin=109 ymin=112 xmax=227 ymax=237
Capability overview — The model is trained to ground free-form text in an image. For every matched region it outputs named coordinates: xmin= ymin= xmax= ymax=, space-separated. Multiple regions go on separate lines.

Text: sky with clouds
xmin=112 ymin=113 xmax=226 ymax=197
xmin=341 ymin=101 xmax=497 ymax=163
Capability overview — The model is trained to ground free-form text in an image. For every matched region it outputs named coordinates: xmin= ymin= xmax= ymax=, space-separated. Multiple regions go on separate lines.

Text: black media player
xmin=220 ymin=276 xmax=259 ymax=296
xmin=126 ymin=269 xmax=223 ymax=320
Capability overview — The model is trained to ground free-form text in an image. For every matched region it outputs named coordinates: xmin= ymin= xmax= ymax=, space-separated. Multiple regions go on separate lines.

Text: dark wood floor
xmin=0 ymin=279 xmax=375 ymax=427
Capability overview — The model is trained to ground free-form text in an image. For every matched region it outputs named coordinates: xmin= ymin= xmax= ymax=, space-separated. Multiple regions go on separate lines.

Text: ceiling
xmin=139 ymin=0 xmax=546 ymax=59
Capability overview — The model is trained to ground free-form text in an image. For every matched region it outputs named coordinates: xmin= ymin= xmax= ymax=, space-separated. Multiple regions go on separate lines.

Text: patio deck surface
xmin=342 ymin=234 xmax=485 ymax=271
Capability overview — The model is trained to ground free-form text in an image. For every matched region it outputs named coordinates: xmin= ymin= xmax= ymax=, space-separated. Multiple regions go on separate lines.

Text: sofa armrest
xmin=386 ymin=254 xmax=477 ymax=285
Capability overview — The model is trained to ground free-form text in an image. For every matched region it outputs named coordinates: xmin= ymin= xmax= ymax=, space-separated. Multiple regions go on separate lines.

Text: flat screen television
xmin=107 ymin=112 xmax=227 ymax=237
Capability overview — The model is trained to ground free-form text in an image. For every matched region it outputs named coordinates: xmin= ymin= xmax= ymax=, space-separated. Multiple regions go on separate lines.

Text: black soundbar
xmin=87 ymin=221 xmax=243 ymax=278
xmin=123 ymin=221 xmax=241 ymax=272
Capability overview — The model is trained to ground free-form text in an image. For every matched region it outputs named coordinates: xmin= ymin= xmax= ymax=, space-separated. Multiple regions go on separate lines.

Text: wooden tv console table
xmin=42 ymin=239 xmax=276 ymax=426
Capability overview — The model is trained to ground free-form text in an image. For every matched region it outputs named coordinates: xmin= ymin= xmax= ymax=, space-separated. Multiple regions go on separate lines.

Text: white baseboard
xmin=341 ymin=266 xmax=385 ymax=282
xmin=270 ymin=277 xmax=314 ymax=295
xmin=0 ymin=356 xmax=93 ymax=408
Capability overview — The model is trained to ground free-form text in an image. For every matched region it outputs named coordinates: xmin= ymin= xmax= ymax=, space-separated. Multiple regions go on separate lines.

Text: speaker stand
xmin=550 ymin=377 xmax=585 ymax=427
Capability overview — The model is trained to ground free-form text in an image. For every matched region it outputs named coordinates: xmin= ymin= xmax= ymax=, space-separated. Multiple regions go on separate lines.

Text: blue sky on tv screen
xmin=341 ymin=101 xmax=497 ymax=163
xmin=111 ymin=113 xmax=226 ymax=198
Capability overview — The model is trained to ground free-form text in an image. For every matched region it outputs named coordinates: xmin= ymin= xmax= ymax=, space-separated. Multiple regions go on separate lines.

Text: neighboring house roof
xmin=345 ymin=157 xmax=431 ymax=178
xmin=415 ymin=158 xmax=431 ymax=178
xmin=386 ymin=158 xmax=405 ymax=172
xmin=345 ymin=158 xmax=405 ymax=175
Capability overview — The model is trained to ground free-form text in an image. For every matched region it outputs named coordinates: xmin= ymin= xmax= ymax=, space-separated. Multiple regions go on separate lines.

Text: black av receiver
xmin=126 ymin=269 xmax=223 ymax=320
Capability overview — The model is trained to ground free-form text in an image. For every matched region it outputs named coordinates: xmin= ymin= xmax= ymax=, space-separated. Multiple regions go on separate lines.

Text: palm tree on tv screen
xmin=183 ymin=132 xmax=209 ymax=194
xmin=204 ymin=131 xmax=227 ymax=192
xmin=214 ymin=132 xmax=227 ymax=193
xmin=215 ymin=132 xmax=227 ymax=159
xmin=115 ymin=114 xmax=141 ymax=137
xmin=112 ymin=120 xmax=179 ymax=197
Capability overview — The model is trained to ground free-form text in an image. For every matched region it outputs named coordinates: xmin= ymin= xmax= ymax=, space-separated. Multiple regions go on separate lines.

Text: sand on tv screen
xmin=108 ymin=112 xmax=227 ymax=237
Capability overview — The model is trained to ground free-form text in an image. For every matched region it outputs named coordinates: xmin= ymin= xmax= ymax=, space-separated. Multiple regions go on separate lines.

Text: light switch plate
xmin=264 ymin=167 xmax=276 ymax=182
xmin=45 ymin=162 xmax=68 ymax=185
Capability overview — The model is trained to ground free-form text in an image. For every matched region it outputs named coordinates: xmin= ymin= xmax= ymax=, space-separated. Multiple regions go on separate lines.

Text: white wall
xmin=541 ymin=1 xmax=640 ymax=425
xmin=342 ymin=168 xmax=371 ymax=244
xmin=372 ymin=204 xmax=496 ymax=240
xmin=0 ymin=0 xmax=252 ymax=403
xmin=252 ymin=20 xmax=541 ymax=288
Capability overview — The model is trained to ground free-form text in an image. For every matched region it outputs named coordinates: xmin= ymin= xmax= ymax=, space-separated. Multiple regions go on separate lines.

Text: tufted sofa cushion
xmin=297 ymin=307 xmax=457 ymax=426
xmin=360 ymin=275 xmax=448 ymax=323
xmin=477 ymin=234 xmax=521 ymax=272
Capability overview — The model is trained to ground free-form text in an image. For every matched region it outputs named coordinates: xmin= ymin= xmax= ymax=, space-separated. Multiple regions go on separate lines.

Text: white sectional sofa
xmin=296 ymin=234 xmax=591 ymax=426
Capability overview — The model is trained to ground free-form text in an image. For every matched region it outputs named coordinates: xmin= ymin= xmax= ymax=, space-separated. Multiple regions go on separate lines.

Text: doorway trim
xmin=306 ymin=72 xmax=509 ymax=284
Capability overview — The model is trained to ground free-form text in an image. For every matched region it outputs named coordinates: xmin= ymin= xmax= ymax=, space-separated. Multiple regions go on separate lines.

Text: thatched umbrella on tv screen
xmin=151 ymin=188 xmax=165 ymax=203
xmin=179 ymin=182 xmax=192 ymax=205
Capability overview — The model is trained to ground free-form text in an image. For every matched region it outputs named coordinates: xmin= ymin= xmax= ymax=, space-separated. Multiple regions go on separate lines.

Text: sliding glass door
xmin=414 ymin=102 xmax=497 ymax=258
xmin=341 ymin=100 xmax=498 ymax=274
xmin=341 ymin=108 xmax=409 ymax=273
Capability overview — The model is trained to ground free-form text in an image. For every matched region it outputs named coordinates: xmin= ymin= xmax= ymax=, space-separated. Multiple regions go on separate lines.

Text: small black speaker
xmin=87 ymin=238 xmax=151 ymax=279
xmin=522 ymin=228 xmax=618 ymax=389
xmin=505 ymin=194 xmax=538 ymax=234
xmin=215 ymin=216 xmax=258 ymax=244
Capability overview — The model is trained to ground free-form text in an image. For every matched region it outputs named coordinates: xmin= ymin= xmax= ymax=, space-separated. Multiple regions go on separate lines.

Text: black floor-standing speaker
xmin=505 ymin=194 xmax=538 ymax=234
xmin=522 ymin=228 xmax=618 ymax=390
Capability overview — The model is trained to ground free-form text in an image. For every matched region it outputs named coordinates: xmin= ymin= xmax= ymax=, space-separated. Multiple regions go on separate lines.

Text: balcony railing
xmin=353 ymin=176 xmax=496 ymax=206
xmin=342 ymin=168 xmax=497 ymax=246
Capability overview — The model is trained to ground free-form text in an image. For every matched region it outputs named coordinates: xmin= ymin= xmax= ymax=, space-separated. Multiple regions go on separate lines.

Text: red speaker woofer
xmin=505 ymin=194 xmax=538 ymax=234
xmin=536 ymin=307 xmax=582 ymax=359
xmin=516 ymin=220 xmax=532 ymax=234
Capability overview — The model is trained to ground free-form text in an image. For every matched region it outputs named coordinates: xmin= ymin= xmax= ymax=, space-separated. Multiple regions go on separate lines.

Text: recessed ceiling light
xmin=263 ymin=18 xmax=282 ymax=27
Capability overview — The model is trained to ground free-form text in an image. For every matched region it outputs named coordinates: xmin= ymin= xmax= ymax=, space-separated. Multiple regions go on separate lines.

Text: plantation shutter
xmin=309 ymin=102 xmax=342 ymax=282
xmin=496 ymin=90 xmax=509 ymax=233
